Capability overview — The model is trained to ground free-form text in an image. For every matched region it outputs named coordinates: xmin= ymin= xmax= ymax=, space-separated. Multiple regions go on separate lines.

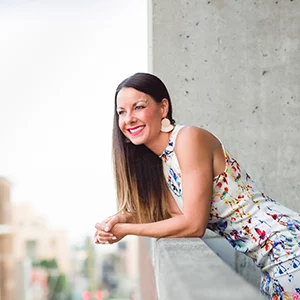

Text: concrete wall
xmin=153 ymin=238 xmax=264 ymax=300
xmin=149 ymin=0 xmax=300 ymax=287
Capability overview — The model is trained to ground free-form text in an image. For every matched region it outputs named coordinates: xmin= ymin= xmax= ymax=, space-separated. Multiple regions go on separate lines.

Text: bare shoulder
xmin=176 ymin=126 xmax=220 ymax=150
xmin=174 ymin=126 xmax=220 ymax=172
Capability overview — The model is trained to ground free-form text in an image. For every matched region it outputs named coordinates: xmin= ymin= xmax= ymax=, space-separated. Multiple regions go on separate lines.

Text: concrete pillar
xmin=0 ymin=177 xmax=15 ymax=300
xmin=149 ymin=0 xmax=300 ymax=286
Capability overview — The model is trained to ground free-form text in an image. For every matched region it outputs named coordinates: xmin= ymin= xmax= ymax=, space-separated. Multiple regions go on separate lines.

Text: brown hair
xmin=112 ymin=73 xmax=175 ymax=223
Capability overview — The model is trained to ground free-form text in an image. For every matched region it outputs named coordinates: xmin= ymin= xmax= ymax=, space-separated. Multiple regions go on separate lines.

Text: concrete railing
xmin=153 ymin=238 xmax=264 ymax=300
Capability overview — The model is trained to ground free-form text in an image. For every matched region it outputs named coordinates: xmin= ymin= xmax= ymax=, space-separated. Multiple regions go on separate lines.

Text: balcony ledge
xmin=153 ymin=237 xmax=264 ymax=300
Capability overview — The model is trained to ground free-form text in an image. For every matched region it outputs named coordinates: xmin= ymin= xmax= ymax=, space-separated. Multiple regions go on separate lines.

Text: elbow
xmin=197 ymin=228 xmax=206 ymax=238
xmin=194 ymin=227 xmax=206 ymax=238
xmin=188 ymin=225 xmax=205 ymax=238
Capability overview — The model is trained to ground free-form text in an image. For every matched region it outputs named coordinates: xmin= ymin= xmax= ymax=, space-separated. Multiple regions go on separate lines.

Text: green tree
xmin=37 ymin=259 xmax=72 ymax=300
xmin=48 ymin=273 xmax=71 ymax=300
xmin=39 ymin=258 xmax=58 ymax=269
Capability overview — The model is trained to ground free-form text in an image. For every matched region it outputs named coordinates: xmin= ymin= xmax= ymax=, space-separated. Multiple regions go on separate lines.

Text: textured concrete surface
xmin=153 ymin=238 xmax=264 ymax=300
xmin=235 ymin=251 xmax=262 ymax=288
xmin=202 ymin=232 xmax=236 ymax=269
xmin=150 ymin=0 xmax=300 ymax=207
xmin=203 ymin=229 xmax=262 ymax=288
xmin=149 ymin=0 xmax=300 ymax=286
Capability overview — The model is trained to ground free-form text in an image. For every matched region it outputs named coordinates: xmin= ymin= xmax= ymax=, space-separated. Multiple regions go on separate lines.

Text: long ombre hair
xmin=112 ymin=73 xmax=175 ymax=223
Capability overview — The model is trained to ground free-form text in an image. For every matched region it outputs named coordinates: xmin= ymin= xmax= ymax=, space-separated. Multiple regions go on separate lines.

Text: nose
xmin=125 ymin=111 xmax=136 ymax=124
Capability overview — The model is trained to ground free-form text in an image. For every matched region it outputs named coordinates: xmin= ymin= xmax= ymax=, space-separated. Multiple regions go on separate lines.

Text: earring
xmin=161 ymin=118 xmax=174 ymax=132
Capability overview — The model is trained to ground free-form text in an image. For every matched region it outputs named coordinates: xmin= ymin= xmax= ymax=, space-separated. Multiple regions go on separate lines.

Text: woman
xmin=94 ymin=72 xmax=300 ymax=299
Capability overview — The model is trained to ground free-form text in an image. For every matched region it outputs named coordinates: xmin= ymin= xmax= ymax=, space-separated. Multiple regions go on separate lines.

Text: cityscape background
xmin=0 ymin=1 xmax=152 ymax=299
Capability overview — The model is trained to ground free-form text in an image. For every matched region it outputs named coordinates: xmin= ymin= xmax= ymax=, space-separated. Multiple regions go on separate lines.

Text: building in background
xmin=71 ymin=234 xmax=142 ymax=299
xmin=13 ymin=203 xmax=72 ymax=273
xmin=12 ymin=203 xmax=72 ymax=299
xmin=0 ymin=177 xmax=16 ymax=300
xmin=0 ymin=176 xmax=156 ymax=300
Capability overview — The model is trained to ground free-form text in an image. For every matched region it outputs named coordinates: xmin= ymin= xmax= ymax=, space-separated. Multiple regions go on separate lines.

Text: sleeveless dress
xmin=159 ymin=124 xmax=300 ymax=300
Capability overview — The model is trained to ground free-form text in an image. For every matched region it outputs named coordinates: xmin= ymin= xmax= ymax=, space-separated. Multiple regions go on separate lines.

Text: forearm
xmin=118 ymin=214 xmax=205 ymax=238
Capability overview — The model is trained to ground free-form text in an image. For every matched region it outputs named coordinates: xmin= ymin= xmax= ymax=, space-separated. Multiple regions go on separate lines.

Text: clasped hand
xmin=94 ymin=215 xmax=125 ymax=245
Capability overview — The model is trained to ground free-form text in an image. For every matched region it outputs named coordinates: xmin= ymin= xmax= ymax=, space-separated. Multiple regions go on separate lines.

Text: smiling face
xmin=116 ymin=87 xmax=168 ymax=149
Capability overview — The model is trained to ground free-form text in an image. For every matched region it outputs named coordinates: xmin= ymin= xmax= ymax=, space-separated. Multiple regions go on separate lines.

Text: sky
xmin=0 ymin=0 xmax=148 ymax=243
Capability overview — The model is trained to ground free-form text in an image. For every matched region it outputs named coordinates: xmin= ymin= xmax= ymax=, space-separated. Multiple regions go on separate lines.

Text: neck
xmin=145 ymin=131 xmax=173 ymax=156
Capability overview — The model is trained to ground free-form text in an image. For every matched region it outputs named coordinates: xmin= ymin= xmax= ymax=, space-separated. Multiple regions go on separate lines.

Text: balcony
xmin=153 ymin=237 xmax=265 ymax=300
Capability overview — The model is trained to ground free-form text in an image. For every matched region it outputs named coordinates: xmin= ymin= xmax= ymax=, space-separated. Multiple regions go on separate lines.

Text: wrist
xmin=117 ymin=212 xmax=127 ymax=223
xmin=122 ymin=223 xmax=139 ymax=236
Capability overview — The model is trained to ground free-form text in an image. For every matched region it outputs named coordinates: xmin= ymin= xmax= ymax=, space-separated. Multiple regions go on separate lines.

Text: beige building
xmin=1 ymin=176 xmax=73 ymax=299
xmin=13 ymin=203 xmax=72 ymax=274
xmin=12 ymin=203 xmax=73 ymax=300
xmin=94 ymin=235 xmax=157 ymax=299
xmin=0 ymin=177 xmax=16 ymax=300
xmin=120 ymin=236 xmax=157 ymax=299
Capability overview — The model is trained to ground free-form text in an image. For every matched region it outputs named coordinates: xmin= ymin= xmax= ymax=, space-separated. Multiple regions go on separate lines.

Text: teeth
xmin=130 ymin=126 xmax=143 ymax=133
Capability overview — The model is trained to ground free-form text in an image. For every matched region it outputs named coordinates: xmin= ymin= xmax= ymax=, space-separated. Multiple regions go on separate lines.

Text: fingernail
xmin=112 ymin=237 xmax=117 ymax=240
xmin=104 ymin=227 xmax=109 ymax=232
xmin=105 ymin=241 xmax=109 ymax=244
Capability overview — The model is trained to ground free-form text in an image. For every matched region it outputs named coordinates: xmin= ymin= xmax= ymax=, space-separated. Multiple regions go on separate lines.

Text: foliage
xmin=39 ymin=258 xmax=58 ymax=269
xmin=48 ymin=273 xmax=72 ymax=300
xmin=37 ymin=258 xmax=72 ymax=300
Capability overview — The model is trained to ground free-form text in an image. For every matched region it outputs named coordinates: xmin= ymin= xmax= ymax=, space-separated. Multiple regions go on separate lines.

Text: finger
xmin=95 ymin=222 xmax=111 ymax=232
xmin=104 ymin=216 xmax=120 ymax=232
xmin=103 ymin=217 xmax=112 ymax=223
xmin=95 ymin=222 xmax=107 ymax=231
xmin=102 ymin=237 xmax=117 ymax=245
xmin=96 ymin=235 xmax=117 ymax=244
xmin=95 ymin=216 xmax=113 ymax=230
xmin=94 ymin=230 xmax=114 ymax=238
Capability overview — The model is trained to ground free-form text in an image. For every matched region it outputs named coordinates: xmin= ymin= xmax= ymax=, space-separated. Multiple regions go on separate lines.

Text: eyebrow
xmin=117 ymin=99 xmax=148 ymax=110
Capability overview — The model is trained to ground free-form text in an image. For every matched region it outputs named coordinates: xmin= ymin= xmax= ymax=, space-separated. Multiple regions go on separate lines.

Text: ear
xmin=160 ymin=98 xmax=169 ymax=118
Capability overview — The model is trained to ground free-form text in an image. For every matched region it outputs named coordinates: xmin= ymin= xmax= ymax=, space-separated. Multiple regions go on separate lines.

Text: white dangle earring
xmin=160 ymin=118 xmax=175 ymax=132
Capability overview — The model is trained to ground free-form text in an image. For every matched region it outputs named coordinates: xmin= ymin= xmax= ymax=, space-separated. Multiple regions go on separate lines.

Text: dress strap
xmin=171 ymin=124 xmax=185 ymax=146
xmin=160 ymin=124 xmax=185 ymax=157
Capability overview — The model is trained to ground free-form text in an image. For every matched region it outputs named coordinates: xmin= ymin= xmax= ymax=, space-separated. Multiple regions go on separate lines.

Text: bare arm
xmin=96 ymin=127 xmax=219 ymax=242
xmin=112 ymin=214 xmax=203 ymax=238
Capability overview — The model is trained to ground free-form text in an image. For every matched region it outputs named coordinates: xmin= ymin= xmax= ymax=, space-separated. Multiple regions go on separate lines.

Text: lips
xmin=127 ymin=125 xmax=145 ymax=136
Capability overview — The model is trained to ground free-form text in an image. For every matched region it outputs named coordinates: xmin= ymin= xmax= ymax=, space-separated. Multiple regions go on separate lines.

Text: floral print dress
xmin=160 ymin=124 xmax=300 ymax=300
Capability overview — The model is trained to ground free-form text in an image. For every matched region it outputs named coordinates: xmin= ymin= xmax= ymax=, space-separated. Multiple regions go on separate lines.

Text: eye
xmin=135 ymin=105 xmax=145 ymax=110
xmin=117 ymin=110 xmax=125 ymax=116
